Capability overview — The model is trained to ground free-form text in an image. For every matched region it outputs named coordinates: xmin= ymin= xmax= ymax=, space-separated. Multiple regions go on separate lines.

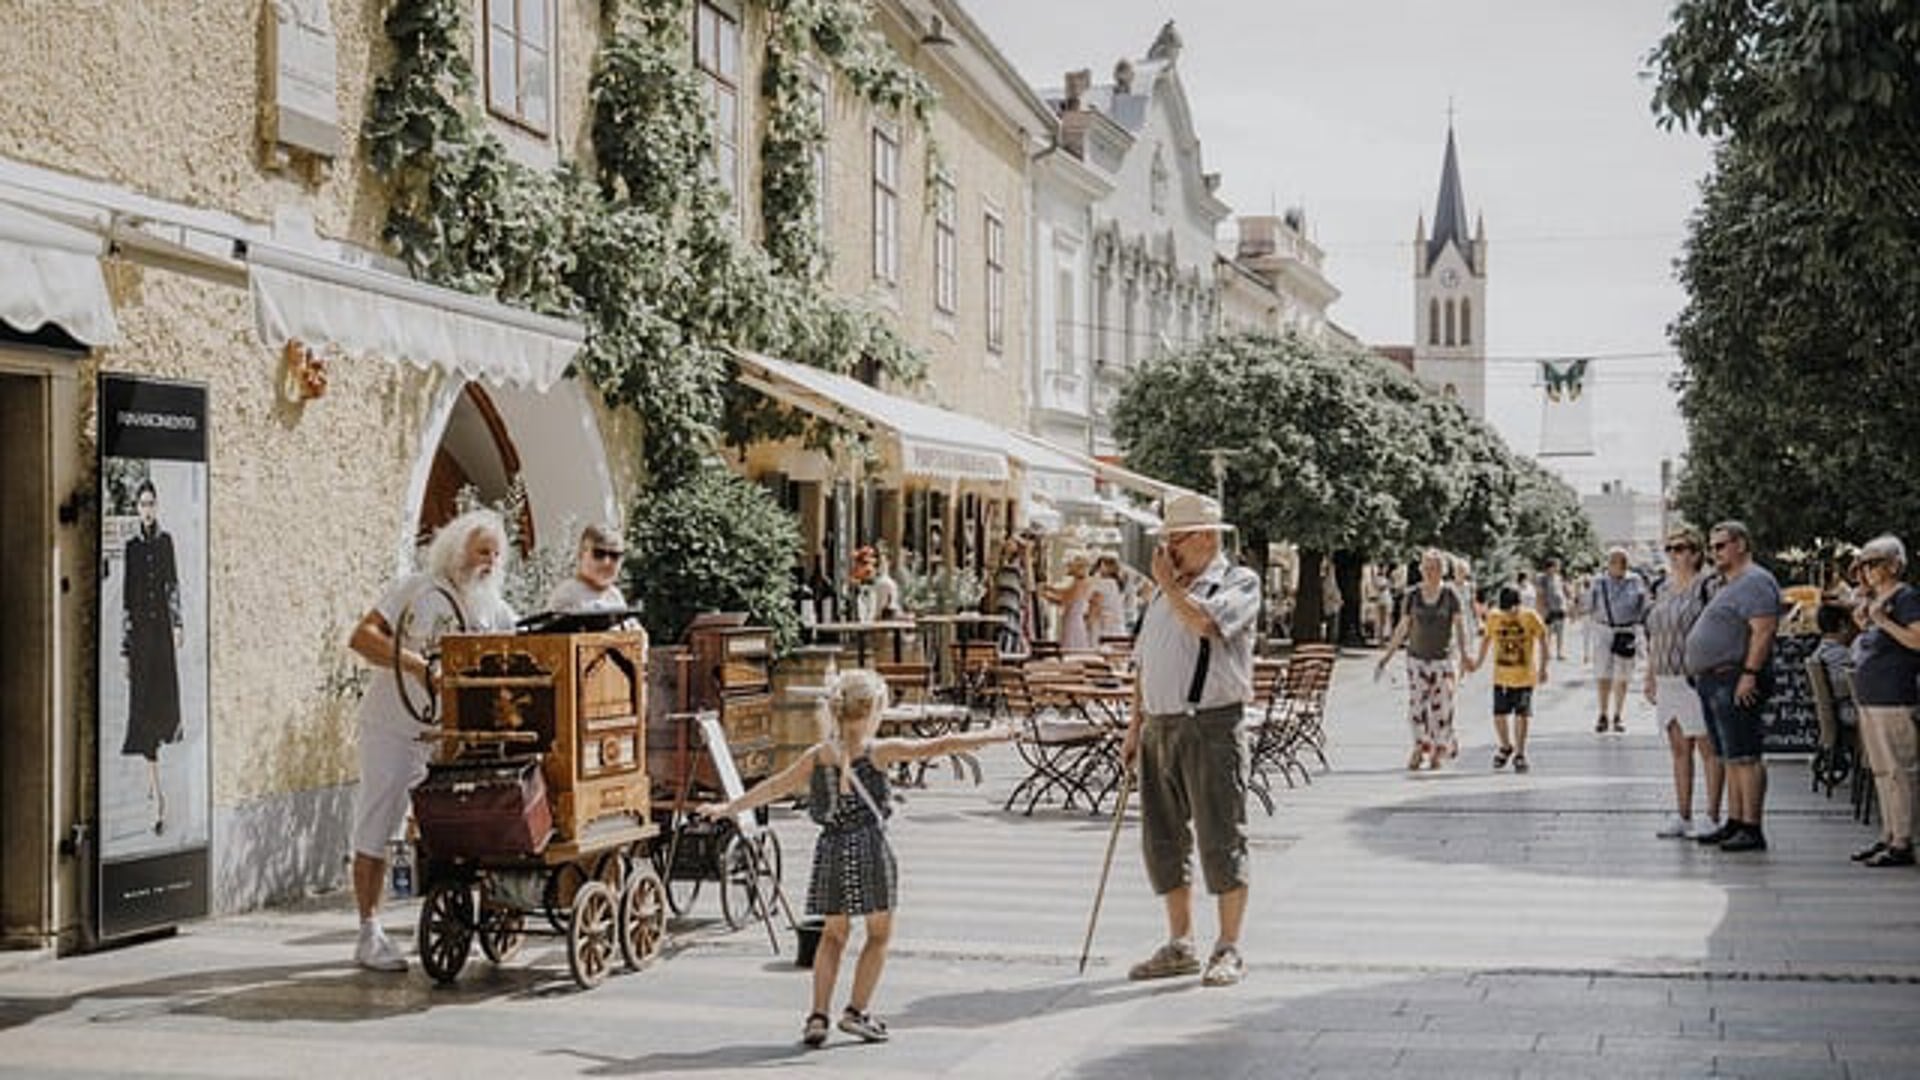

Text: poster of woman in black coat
xmin=122 ymin=477 xmax=183 ymax=834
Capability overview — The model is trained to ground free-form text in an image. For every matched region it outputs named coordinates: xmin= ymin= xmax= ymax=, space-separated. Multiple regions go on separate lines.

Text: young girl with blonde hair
xmin=700 ymin=669 xmax=1012 ymax=1047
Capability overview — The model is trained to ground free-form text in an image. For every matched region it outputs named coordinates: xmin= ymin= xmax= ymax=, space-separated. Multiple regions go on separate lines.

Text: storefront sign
xmin=262 ymin=0 xmax=342 ymax=158
xmin=95 ymin=374 xmax=211 ymax=940
xmin=901 ymin=438 xmax=1007 ymax=483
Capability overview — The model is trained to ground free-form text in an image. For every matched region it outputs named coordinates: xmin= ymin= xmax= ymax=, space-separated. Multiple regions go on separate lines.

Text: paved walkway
xmin=3 ymin=647 xmax=1918 ymax=1078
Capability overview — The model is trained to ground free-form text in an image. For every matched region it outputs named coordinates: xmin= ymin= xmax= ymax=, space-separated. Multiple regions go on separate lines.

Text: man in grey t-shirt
xmin=1682 ymin=520 xmax=1781 ymax=853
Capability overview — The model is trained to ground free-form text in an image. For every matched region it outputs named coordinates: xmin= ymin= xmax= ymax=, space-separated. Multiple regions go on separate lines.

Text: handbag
xmin=1600 ymin=580 xmax=1637 ymax=658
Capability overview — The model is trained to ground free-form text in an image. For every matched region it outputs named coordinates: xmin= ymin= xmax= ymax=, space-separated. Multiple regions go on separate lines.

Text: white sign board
xmin=265 ymin=0 xmax=342 ymax=158
xmin=695 ymin=712 xmax=756 ymax=834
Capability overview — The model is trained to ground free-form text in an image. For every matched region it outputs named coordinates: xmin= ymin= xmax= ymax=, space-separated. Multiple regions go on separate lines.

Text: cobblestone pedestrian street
xmin=3 ymin=649 xmax=1916 ymax=1078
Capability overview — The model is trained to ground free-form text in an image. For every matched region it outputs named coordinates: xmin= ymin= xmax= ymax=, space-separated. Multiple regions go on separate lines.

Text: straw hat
xmin=1158 ymin=492 xmax=1231 ymax=534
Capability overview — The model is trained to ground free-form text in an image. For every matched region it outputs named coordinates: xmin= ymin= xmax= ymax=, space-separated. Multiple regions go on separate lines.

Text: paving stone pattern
xmin=1 ymin=641 xmax=1917 ymax=1077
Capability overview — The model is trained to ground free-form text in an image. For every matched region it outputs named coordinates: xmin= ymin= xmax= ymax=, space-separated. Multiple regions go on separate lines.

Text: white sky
xmin=960 ymin=0 xmax=1714 ymax=496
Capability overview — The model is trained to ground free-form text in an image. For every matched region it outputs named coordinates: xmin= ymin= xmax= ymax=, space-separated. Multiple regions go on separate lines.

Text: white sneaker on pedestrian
xmin=355 ymin=922 xmax=408 ymax=972
xmin=1689 ymin=817 xmax=1723 ymax=841
xmin=1655 ymin=815 xmax=1692 ymax=839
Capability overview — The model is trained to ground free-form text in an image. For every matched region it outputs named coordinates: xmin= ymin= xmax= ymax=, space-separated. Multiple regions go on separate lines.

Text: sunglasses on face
xmin=591 ymin=547 xmax=625 ymax=562
xmin=1710 ymin=539 xmax=1734 ymax=551
xmin=1665 ymin=543 xmax=1696 ymax=554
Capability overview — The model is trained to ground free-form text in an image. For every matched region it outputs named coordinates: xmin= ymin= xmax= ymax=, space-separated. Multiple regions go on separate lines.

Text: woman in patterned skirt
xmin=1376 ymin=550 xmax=1477 ymax=770
xmin=702 ymin=669 xmax=1012 ymax=1047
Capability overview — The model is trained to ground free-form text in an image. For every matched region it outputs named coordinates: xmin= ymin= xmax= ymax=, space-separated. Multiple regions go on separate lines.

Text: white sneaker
xmin=1689 ymin=817 xmax=1723 ymax=840
xmin=1655 ymin=815 xmax=1692 ymax=838
xmin=355 ymin=922 xmax=408 ymax=972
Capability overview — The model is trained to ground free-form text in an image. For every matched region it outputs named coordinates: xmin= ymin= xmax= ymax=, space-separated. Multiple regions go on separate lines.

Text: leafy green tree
xmin=1653 ymin=2 xmax=1920 ymax=552
xmin=625 ymin=466 xmax=804 ymax=650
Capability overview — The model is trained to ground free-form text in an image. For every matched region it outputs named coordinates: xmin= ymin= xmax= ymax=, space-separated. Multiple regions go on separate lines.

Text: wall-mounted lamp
xmin=281 ymin=338 xmax=329 ymax=403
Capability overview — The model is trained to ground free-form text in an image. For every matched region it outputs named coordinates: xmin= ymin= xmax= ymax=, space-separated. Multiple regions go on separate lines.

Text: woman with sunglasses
xmin=546 ymin=522 xmax=630 ymax=613
xmin=1643 ymin=528 xmax=1722 ymax=839
xmin=1848 ymin=535 xmax=1920 ymax=868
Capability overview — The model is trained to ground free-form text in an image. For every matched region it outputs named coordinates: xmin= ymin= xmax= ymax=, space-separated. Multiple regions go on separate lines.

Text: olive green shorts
xmin=1138 ymin=706 xmax=1250 ymax=896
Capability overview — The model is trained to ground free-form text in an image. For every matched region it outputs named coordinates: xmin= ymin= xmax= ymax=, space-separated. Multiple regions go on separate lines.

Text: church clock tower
xmin=1412 ymin=124 xmax=1487 ymax=417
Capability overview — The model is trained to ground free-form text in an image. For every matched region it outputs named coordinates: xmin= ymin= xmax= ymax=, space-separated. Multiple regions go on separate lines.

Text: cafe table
xmin=813 ymin=619 xmax=918 ymax=668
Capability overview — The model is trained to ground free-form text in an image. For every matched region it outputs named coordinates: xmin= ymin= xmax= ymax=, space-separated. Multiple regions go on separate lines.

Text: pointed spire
xmin=1426 ymin=124 xmax=1474 ymax=273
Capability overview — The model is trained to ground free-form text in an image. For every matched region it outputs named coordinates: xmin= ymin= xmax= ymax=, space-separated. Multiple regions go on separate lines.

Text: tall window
xmin=1428 ymin=298 xmax=1440 ymax=345
xmin=1055 ymin=268 xmax=1075 ymax=374
xmin=1094 ymin=268 xmax=1112 ymax=366
xmin=1460 ymin=297 xmax=1473 ymax=345
xmin=1122 ymin=282 xmax=1138 ymax=366
xmin=933 ymin=177 xmax=957 ymax=313
xmin=984 ymin=211 xmax=1006 ymax=354
xmin=809 ymin=67 xmax=830 ymax=243
xmin=694 ymin=2 xmax=741 ymax=205
xmin=1444 ymin=299 xmax=1457 ymax=346
xmin=485 ymin=0 xmax=552 ymax=134
xmin=871 ymin=127 xmax=899 ymax=285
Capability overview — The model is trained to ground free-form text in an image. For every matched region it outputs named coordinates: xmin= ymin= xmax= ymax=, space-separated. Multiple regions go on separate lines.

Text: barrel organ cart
xmin=410 ymin=627 xmax=665 ymax=989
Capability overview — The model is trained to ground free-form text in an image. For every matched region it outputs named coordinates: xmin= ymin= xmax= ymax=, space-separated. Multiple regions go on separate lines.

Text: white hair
xmin=425 ymin=509 xmax=509 ymax=611
xmin=1860 ymin=534 xmax=1908 ymax=575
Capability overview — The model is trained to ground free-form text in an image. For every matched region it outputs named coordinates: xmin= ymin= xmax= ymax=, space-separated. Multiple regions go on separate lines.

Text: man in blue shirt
xmin=1588 ymin=548 xmax=1650 ymax=733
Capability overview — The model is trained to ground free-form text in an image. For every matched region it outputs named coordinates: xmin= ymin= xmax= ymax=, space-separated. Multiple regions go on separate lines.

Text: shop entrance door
xmin=0 ymin=371 xmax=54 ymax=946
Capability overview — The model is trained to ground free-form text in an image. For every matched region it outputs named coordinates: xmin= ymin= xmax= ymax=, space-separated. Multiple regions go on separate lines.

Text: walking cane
xmin=1077 ymin=769 xmax=1133 ymax=975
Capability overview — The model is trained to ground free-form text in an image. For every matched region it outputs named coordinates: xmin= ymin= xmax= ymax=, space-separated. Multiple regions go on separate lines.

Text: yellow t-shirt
xmin=1486 ymin=608 xmax=1547 ymax=688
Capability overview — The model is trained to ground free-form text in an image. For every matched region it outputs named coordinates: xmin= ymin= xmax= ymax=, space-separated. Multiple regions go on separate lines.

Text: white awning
xmin=0 ymin=200 xmax=120 ymax=345
xmin=1004 ymin=431 xmax=1098 ymax=503
xmin=247 ymin=241 xmax=585 ymax=392
xmin=733 ymin=349 xmax=1011 ymax=483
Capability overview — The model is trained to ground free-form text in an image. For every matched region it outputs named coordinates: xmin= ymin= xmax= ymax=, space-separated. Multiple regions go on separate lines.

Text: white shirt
xmin=357 ymin=572 xmax=516 ymax=739
xmin=545 ymin=576 xmax=627 ymax=613
xmin=1133 ymin=554 xmax=1261 ymax=716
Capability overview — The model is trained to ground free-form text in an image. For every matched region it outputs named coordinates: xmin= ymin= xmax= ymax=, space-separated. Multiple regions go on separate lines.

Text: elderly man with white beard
xmin=344 ymin=509 xmax=518 ymax=971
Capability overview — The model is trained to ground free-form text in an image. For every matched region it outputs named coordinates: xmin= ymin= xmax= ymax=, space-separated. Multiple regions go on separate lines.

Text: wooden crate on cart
xmin=439 ymin=629 xmax=651 ymax=851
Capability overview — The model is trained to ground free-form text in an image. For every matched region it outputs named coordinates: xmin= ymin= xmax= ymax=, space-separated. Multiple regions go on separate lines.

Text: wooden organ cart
xmin=647 ymin=619 xmax=788 ymax=934
xmin=410 ymin=627 xmax=665 ymax=989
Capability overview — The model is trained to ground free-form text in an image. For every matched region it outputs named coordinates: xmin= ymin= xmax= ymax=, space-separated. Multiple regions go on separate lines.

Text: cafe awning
xmin=733 ymin=349 xmax=1011 ymax=483
xmin=0 ymin=199 xmax=120 ymax=345
xmin=247 ymin=240 xmax=586 ymax=393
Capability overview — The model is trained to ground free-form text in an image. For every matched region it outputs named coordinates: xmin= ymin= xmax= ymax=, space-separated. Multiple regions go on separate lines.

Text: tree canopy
xmin=1112 ymin=331 xmax=1596 ymax=624
xmin=1653 ymin=1 xmax=1920 ymax=552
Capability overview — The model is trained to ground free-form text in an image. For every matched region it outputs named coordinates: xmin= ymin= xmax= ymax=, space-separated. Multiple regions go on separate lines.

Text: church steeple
xmin=1426 ymin=125 xmax=1474 ymax=273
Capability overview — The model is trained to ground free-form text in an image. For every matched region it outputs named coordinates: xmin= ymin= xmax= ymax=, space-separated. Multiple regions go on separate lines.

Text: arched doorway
xmin=418 ymin=383 xmax=532 ymax=551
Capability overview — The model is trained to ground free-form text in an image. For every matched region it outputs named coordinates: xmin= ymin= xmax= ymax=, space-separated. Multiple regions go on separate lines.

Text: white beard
xmin=454 ymin=565 xmax=505 ymax=621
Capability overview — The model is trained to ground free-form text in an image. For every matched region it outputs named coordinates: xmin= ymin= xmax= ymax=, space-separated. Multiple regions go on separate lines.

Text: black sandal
xmin=802 ymin=1011 xmax=830 ymax=1047
xmin=1492 ymin=746 xmax=1514 ymax=770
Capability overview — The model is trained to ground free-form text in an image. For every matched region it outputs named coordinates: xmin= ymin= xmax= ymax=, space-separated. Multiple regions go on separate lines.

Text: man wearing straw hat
xmin=1120 ymin=491 xmax=1262 ymax=987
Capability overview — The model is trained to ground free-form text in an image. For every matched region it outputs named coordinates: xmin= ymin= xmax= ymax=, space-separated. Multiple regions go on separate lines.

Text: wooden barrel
xmin=770 ymin=645 xmax=840 ymax=771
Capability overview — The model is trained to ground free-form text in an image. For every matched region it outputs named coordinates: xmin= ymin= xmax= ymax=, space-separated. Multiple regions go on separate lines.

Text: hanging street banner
xmin=1537 ymin=358 xmax=1595 ymax=458
xmin=96 ymin=374 xmax=212 ymax=940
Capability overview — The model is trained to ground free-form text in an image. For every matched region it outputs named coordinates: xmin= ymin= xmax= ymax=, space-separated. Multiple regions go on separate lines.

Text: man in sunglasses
xmin=546 ymin=522 xmax=631 ymax=613
xmin=1683 ymin=520 xmax=1782 ymax=853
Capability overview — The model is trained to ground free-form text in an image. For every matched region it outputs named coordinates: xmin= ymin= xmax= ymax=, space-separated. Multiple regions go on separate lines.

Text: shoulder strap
xmin=1186 ymin=581 xmax=1224 ymax=706
xmin=1599 ymin=579 xmax=1617 ymax=627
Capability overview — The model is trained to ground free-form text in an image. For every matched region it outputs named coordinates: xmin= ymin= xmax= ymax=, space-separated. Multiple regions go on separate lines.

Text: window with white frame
xmin=933 ymin=177 xmax=957 ymax=313
xmin=984 ymin=210 xmax=1006 ymax=354
xmin=485 ymin=0 xmax=553 ymax=134
xmin=871 ymin=127 xmax=899 ymax=285
xmin=694 ymin=2 xmax=741 ymax=206
xmin=1054 ymin=268 xmax=1076 ymax=374
xmin=1094 ymin=267 xmax=1112 ymax=366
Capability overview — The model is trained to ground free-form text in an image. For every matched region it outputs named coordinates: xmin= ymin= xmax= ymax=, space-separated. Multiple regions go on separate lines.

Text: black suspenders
xmin=1185 ymin=581 xmax=1223 ymax=707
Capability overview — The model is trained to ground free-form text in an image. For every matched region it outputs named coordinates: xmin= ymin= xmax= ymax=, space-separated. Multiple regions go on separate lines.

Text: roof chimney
xmin=1113 ymin=58 xmax=1135 ymax=94
xmin=1063 ymin=68 xmax=1091 ymax=111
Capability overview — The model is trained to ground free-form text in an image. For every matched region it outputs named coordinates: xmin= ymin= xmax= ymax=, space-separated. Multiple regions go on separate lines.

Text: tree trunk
xmin=1291 ymin=547 xmax=1326 ymax=643
xmin=1334 ymin=549 xmax=1367 ymax=646
xmin=1241 ymin=528 xmax=1272 ymax=644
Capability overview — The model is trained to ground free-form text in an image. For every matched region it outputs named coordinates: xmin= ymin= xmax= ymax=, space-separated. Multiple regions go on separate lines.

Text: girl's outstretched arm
xmin=697 ymin=744 xmax=821 ymax=820
xmin=871 ymin=724 xmax=1015 ymax=766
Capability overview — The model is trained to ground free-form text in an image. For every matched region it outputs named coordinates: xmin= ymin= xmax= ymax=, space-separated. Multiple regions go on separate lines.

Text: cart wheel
xmin=660 ymin=830 xmax=701 ymax=917
xmin=543 ymin=861 xmax=587 ymax=934
xmin=418 ymin=881 xmax=475 ymax=985
xmin=478 ymin=903 xmax=525 ymax=964
xmin=717 ymin=834 xmax=758 ymax=932
xmin=567 ymin=880 xmax=617 ymax=989
xmin=593 ymin=849 xmax=627 ymax=893
xmin=619 ymin=864 xmax=668 ymax=971
xmin=756 ymin=831 xmax=783 ymax=896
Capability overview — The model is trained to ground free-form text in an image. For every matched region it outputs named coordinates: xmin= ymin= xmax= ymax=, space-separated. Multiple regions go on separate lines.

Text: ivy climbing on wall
xmin=365 ymin=0 xmax=935 ymax=486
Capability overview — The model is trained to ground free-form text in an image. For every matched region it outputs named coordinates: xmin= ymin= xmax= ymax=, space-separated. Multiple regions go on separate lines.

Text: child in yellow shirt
xmin=1472 ymin=585 xmax=1551 ymax=772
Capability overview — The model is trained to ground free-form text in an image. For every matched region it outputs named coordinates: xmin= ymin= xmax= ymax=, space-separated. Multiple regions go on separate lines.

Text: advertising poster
xmin=96 ymin=374 xmax=211 ymax=939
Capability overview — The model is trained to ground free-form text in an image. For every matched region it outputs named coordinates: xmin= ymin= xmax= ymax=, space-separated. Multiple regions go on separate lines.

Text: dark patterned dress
xmin=121 ymin=525 xmax=183 ymax=760
xmin=806 ymin=755 xmax=897 ymax=917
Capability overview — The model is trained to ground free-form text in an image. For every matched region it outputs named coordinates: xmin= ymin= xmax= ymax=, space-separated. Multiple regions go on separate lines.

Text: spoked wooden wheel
xmin=478 ymin=902 xmax=525 ymax=964
xmin=418 ymin=881 xmax=475 ymax=985
xmin=619 ymin=864 xmax=668 ymax=971
xmin=567 ymin=881 xmax=618 ymax=989
xmin=717 ymin=834 xmax=762 ymax=932
xmin=660 ymin=824 xmax=703 ymax=917
xmin=543 ymin=861 xmax=588 ymax=933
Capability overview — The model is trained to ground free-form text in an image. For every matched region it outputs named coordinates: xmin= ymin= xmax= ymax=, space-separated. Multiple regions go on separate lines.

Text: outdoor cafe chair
xmin=1000 ymin=661 xmax=1125 ymax=816
xmin=1804 ymin=655 xmax=1857 ymax=799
